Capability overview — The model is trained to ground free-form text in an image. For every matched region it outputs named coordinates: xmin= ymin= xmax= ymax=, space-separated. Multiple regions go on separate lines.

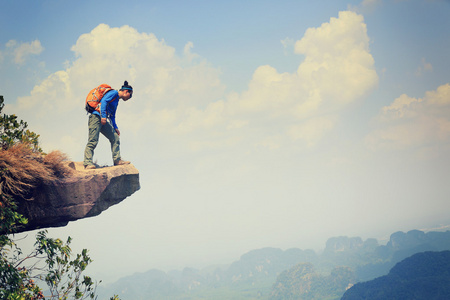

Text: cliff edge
xmin=16 ymin=162 xmax=140 ymax=232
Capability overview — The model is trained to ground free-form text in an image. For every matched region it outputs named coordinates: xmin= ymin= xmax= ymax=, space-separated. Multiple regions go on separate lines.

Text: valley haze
xmin=1 ymin=0 xmax=450 ymax=284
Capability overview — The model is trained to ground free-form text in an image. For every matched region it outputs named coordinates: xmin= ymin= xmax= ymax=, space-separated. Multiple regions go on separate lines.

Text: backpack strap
xmin=95 ymin=91 xmax=118 ymax=114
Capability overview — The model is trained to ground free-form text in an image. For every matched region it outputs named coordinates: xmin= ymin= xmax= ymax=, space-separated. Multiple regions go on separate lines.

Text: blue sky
xmin=2 ymin=0 xmax=450 ymax=283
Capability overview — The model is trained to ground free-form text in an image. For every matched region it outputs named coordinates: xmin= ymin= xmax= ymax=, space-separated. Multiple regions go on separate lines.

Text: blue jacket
xmin=93 ymin=90 xmax=119 ymax=129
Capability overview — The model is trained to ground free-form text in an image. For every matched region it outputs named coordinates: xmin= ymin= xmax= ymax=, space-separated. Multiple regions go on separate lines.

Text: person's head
xmin=119 ymin=80 xmax=133 ymax=101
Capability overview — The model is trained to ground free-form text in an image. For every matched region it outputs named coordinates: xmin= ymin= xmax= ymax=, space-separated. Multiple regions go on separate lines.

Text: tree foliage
xmin=0 ymin=95 xmax=120 ymax=299
xmin=0 ymin=228 xmax=99 ymax=299
xmin=0 ymin=96 xmax=42 ymax=153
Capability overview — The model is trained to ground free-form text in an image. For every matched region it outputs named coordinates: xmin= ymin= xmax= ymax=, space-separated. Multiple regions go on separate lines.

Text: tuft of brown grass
xmin=42 ymin=150 xmax=72 ymax=178
xmin=0 ymin=143 xmax=73 ymax=200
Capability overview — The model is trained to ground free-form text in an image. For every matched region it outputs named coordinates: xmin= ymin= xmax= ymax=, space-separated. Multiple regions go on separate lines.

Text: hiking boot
xmin=84 ymin=164 xmax=96 ymax=170
xmin=114 ymin=159 xmax=130 ymax=166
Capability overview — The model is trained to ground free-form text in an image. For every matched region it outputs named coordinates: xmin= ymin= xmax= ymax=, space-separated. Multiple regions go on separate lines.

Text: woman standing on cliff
xmin=83 ymin=81 xmax=133 ymax=169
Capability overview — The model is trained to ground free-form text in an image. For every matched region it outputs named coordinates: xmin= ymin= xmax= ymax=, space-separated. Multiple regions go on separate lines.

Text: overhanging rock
xmin=16 ymin=162 xmax=140 ymax=232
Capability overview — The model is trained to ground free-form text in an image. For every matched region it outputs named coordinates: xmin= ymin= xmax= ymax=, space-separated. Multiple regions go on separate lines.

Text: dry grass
xmin=0 ymin=143 xmax=73 ymax=200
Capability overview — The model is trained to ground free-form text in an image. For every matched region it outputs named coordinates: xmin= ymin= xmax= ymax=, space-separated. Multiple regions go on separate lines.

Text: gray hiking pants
xmin=83 ymin=114 xmax=120 ymax=166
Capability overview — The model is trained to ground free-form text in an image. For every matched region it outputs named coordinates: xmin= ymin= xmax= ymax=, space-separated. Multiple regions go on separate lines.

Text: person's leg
xmin=100 ymin=121 xmax=121 ymax=163
xmin=83 ymin=114 xmax=102 ymax=166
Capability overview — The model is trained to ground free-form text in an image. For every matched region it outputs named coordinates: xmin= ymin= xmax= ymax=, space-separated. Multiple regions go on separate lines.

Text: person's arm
xmin=107 ymin=95 xmax=119 ymax=132
xmin=100 ymin=90 xmax=118 ymax=125
xmin=110 ymin=106 xmax=118 ymax=130
xmin=111 ymin=111 xmax=120 ymax=135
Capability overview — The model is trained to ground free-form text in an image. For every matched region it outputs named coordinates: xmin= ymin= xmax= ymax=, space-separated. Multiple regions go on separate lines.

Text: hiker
xmin=83 ymin=81 xmax=133 ymax=169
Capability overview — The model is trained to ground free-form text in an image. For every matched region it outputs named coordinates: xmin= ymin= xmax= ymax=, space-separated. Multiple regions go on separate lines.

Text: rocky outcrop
xmin=16 ymin=162 xmax=140 ymax=232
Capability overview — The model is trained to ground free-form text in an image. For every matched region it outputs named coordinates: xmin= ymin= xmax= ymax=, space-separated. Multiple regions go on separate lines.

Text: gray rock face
xmin=16 ymin=162 xmax=140 ymax=232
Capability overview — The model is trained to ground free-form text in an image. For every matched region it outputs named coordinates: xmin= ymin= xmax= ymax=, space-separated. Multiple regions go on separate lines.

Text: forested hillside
xmin=270 ymin=263 xmax=354 ymax=300
xmin=341 ymin=251 xmax=450 ymax=300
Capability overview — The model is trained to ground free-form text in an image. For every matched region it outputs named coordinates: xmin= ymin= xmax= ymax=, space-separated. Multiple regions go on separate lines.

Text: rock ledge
xmin=16 ymin=162 xmax=140 ymax=232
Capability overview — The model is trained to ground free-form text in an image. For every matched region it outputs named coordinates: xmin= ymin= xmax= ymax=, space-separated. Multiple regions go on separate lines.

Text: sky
xmin=1 ymin=0 xmax=450 ymax=283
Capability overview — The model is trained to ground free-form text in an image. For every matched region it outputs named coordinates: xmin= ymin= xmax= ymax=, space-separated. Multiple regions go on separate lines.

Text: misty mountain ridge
xmin=97 ymin=229 xmax=450 ymax=299
xmin=341 ymin=251 xmax=450 ymax=300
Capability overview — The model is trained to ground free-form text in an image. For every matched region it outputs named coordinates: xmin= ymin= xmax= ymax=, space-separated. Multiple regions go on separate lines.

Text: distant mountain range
xmin=97 ymin=229 xmax=450 ymax=300
xmin=341 ymin=251 xmax=450 ymax=300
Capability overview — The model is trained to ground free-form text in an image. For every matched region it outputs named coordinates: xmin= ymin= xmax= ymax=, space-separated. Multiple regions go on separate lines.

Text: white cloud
xmin=381 ymin=93 xmax=422 ymax=119
xmin=362 ymin=0 xmax=381 ymax=5
xmin=295 ymin=11 xmax=377 ymax=105
xmin=216 ymin=10 xmax=377 ymax=147
xmin=281 ymin=37 xmax=295 ymax=55
xmin=6 ymin=39 xmax=44 ymax=65
xmin=10 ymin=24 xmax=224 ymax=159
xmin=12 ymin=11 xmax=378 ymax=158
xmin=288 ymin=116 xmax=336 ymax=147
xmin=183 ymin=41 xmax=199 ymax=63
xmin=361 ymin=0 xmax=382 ymax=8
xmin=349 ymin=0 xmax=382 ymax=14
xmin=366 ymin=83 xmax=450 ymax=151
xmin=415 ymin=57 xmax=433 ymax=76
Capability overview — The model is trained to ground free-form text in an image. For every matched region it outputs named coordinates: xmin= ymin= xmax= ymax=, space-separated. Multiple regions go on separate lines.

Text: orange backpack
xmin=85 ymin=84 xmax=114 ymax=113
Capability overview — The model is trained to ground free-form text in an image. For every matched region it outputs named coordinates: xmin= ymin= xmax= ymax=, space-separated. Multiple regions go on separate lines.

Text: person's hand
xmin=115 ymin=128 xmax=120 ymax=136
xmin=101 ymin=118 xmax=107 ymax=125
